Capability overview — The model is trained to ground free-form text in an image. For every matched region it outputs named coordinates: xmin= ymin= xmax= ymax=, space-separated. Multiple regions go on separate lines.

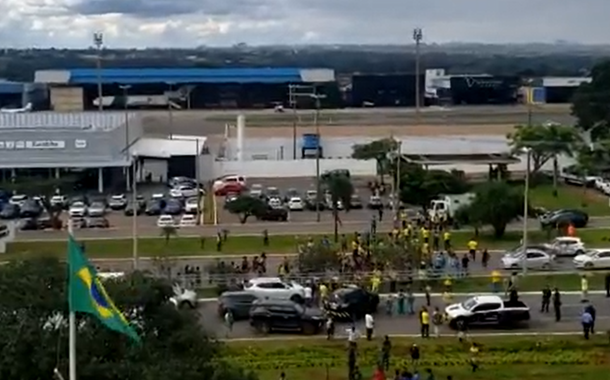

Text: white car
xmin=9 ymin=194 xmax=27 ymax=207
xmin=50 ymin=195 xmax=67 ymax=208
xmin=249 ymin=184 xmax=264 ymax=197
xmin=500 ymin=247 xmax=555 ymax=270
xmin=268 ymin=197 xmax=283 ymax=209
xmin=543 ymin=236 xmax=586 ymax=257
xmin=156 ymin=215 xmax=175 ymax=228
xmin=444 ymin=295 xmax=530 ymax=329
xmin=179 ymin=214 xmax=197 ymax=227
xmin=184 ymin=197 xmax=199 ymax=214
xmin=69 ymin=202 xmax=88 ymax=217
xmin=170 ymin=185 xmax=200 ymax=198
xmin=169 ymin=284 xmax=198 ymax=309
xmin=108 ymin=194 xmax=127 ymax=209
xmin=573 ymin=249 xmax=610 ymax=269
xmin=287 ymin=197 xmax=304 ymax=211
xmin=151 ymin=193 xmax=165 ymax=200
xmin=244 ymin=277 xmax=306 ymax=303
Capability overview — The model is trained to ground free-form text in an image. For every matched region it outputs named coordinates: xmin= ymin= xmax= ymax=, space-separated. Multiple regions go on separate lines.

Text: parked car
xmin=157 ymin=215 xmax=175 ymax=228
xmin=244 ymin=277 xmax=306 ymax=303
xmin=108 ymin=194 xmax=127 ymax=210
xmin=539 ymin=209 xmax=589 ymax=228
xmin=257 ymin=207 xmax=288 ymax=221
xmin=305 ymin=190 xmax=325 ymax=211
xmin=268 ymin=197 xmax=283 ymax=209
xmin=145 ymin=200 xmax=164 ymax=216
xmin=85 ymin=217 xmax=110 ymax=228
xmin=283 ymin=188 xmax=300 ymax=202
xmin=184 ymin=197 xmax=199 ymax=214
xmin=9 ymin=194 xmax=27 ymax=207
xmin=249 ymin=184 xmax=264 ymax=198
xmin=217 ymin=291 xmax=260 ymax=320
xmin=179 ymin=214 xmax=197 ymax=227
xmin=573 ymin=249 xmax=610 ymax=269
xmin=287 ymin=197 xmax=304 ymax=211
xmin=20 ymin=200 xmax=42 ymax=218
xmin=87 ymin=202 xmax=106 ymax=217
xmin=445 ymin=295 xmax=530 ymax=329
xmin=324 ymin=286 xmax=380 ymax=320
xmin=249 ymin=300 xmax=325 ymax=335
xmin=50 ymin=195 xmax=68 ymax=209
xmin=213 ymin=175 xmax=247 ymax=196
xmin=0 ymin=204 xmax=20 ymax=219
xmin=367 ymin=195 xmax=384 ymax=209
xmin=543 ymin=236 xmax=586 ymax=257
xmin=500 ymin=246 xmax=555 ymax=270
xmin=69 ymin=202 xmax=88 ymax=218
xmin=321 ymin=169 xmax=350 ymax=181
xmin=124 ymin=202 xmax=144 ymax=216
xmin=163 ymin=199 xmax=183 ymax=215
xmin=350 ymin=194 xmax=363 ymax=209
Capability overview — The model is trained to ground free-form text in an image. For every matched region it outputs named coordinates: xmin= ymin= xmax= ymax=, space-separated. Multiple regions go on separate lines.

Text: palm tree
xmin=544 ymin=123 xmax=581 ymax=196
xmin=322 ymin=173 xmax=354 ymax=242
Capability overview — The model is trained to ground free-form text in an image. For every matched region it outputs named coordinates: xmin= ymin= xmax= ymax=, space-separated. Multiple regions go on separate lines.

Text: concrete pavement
xmin=199 ymin=293 xmax=609 ymax=339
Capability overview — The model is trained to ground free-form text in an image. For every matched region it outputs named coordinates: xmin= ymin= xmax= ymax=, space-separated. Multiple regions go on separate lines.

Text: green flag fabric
xmin=68 ymin=235 xmax=140 ymax=342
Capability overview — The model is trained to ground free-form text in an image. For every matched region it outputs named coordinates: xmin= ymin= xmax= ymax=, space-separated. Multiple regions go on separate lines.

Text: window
xmin=269 ymin=282 xmax=288 ymax=289
xmin=472 ymin=303 xmax=501 ymax=312
xmin=526 ymin=252 xmax=543 ymax=259
xmin=598 ymin=251 xmax=610 ymax=258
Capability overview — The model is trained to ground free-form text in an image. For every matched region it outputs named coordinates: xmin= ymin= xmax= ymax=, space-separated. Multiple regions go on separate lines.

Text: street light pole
xmin=119 ymin=85 xmax=132 ymax=191
xmin=167 ymin=83 xmax=175 ymax=139
xmin=93 ymin=32 xmax=104 ymax=111
xmin=413 ymin=28 xmax=423 ymax=123
xmin=522 ymin=148 xmax=531 ymax=275
xmin=314 ymin=95 xmax=321 ymax=223
xmin=395 ymin=140 xmax=402 ymax=219
xmin=131 ymin=154 xmax=139 ymax=270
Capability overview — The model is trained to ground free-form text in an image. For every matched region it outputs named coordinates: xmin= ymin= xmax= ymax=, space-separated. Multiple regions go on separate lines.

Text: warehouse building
xmin=0 ymin=112 xmax=207 ymax=192
xmin=34 ymin=68 xmax=338 ymax=111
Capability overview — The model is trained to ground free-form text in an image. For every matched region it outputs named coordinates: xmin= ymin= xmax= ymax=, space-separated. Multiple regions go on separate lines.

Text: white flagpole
xmin=68 ymin=218 xmax=77 ymax=380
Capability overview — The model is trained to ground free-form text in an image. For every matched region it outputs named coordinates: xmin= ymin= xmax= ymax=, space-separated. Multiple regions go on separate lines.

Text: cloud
xmin=0 ymin=0 xmax=608 ymax=48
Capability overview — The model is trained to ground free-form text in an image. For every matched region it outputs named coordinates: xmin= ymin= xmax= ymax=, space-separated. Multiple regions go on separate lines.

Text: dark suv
xmin=256 ymin=207 xmax=288 ymax=222
xmin=217 ymin=291 xmax=259 ymax=320
xmin=249 ymin=300 xmax=325 ymax=335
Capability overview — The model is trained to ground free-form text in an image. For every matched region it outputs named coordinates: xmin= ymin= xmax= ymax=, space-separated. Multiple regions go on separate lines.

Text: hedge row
xmin=225 ymin=339 xmax=608 ymax=370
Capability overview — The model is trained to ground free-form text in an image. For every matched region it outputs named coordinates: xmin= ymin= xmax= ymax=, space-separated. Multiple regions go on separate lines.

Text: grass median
xmin=8 ymin=227 xmax=610 ymax=260
xmin=225 ymin=335 xmax=610 ymax=380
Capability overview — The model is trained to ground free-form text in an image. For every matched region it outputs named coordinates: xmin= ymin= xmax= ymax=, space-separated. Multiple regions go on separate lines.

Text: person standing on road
xmin=585 ymin=303 xmax=596 ymax=334
xmin=424 ymin=283 xmax=432 ymax=307
xmin=326 ymin=316 xmax=335 ymax=340
xmin=420 ymin=307 xmax=430 ymax=338
xmin=406 ymin=288 xmax=415 ymax=315
xmin=461 ymin=254 xmax=470 ymax=277
xmin=491 ymin=270 xmax=502 ymax=294
xmin=304 ymin=282 xmax=313 ymax=307
xmin=365 ymin=313 xmax=375 ymax=341
xmin=481 ymin=249 xmax=490 ymax=268
xmin=553 ymin=288 xmax=562 ymax=322
xmin=541 ymin=285 xmax=551 ymax=313
xmin=432 ymin=307 xmax=443 ymax=338
xmin=581 ymin=309 xmax=593 ymax=339
xmin=397 ymin=289 xmax=406 ymax=315
xmin=223 ymin=309 xmax=234 ymax=338
xmin=467 ymin=238 xmax=478 ymax=261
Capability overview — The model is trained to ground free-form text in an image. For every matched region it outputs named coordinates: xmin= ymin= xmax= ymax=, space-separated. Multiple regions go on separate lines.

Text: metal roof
xmin=402 ymin=153 xmax=520 ymax=165
xmin=0 ymin=112 xmax=135 ymax=131
xmin=132 ymin=137 xmax=207 ymax=158
xmin=35 ymin=68 xmax=336 ymax=85
xmin=0 ymin=81 xmax=24 ymax=95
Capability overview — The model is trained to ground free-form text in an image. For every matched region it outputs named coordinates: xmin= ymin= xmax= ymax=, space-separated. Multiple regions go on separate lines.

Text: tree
xmin=322 ymin=173 xmax=354 ymax=242
xmin=572 ymin=60 xmax=610 ymax=141
xmin=225 ymin=195 xmax=267 ymax=224
xmin=398 ymin=163 xmax=469 ymax=209
xmin=507 ymin=123 xmax=581 ymax=192
xmin=351 ymin=138 xmax=399 ymax=183
xmin=160 ymin=225 xmax=178 ymax=245
xmin=0 ymin=258 xmax=257 ymax=380
xmin=457 ymin=181 xmax=524 ymax=238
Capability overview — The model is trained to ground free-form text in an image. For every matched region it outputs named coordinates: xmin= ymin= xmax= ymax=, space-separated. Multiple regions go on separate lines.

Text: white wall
xmin=213 ymin=158 xmax=377 ymax=178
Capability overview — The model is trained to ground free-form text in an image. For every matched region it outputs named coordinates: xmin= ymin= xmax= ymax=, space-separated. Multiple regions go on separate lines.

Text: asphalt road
xmin=199 ymin=293 xmax=608 ymax=339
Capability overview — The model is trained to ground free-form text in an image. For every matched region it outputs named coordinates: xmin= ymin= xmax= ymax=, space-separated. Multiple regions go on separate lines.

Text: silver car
xmin=501 ymin=247 xmax=555 ymax=270
xmin=87 ymin=202 xmax=106 ymax=217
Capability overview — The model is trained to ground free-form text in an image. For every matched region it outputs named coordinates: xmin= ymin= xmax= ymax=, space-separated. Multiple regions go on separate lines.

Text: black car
xmin=539 ymin=209 xmax=589 ymax=228
xmin=249 ymin=299 xmax=325 ymax=335
xmin=257 ymin=207 xmax=288 ymax=221
xmin=124 ymin=202 xmax=145 ymax=216
xmin=217 ymin=291 xmax=260 ymax=320
xmin=145 ymin=200 xmax=164 ymax=216
xmin=321 ymin=169 xmax=351 ymax=181
xmin=164 ymin=199 xmax=183 ymax=215
xmin=20 ymin=216 xmax=54 ymax=231
xmin=20 ymin=200 xmax=42 ymax=218
xmin=85 ymin=217 xmax=110 ymax=229
xmin=0 ymin=204 xmax=20 ymax=219
xmin=324 ymin=286 xmax=380 ymax=320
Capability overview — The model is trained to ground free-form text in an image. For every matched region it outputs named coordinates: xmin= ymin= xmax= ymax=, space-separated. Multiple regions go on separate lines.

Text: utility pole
xmin=119 ymin=84 xmax=131 ymax=191
xmin=93 ymin=32 xmax=104 ymax=111
xmin=522 ymin=148 xmax=531 ymax=275
xmin=167 ymin=82 xmax=175 ymax=139
xmin=288 ymin=84 xmax=317 ymax=159
xmin=311 ymin=92 xmax=326 ymax=223
xmin=413 ymin=28 xmax=423 ymax=123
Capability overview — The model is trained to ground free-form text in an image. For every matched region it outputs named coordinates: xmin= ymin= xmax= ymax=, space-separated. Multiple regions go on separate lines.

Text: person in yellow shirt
xmin=421 ymin=227 xmax=430 ymax=244
xmin=420 ymin=307 xmax=430 ymax=338
xmin=443 ymin=230 xmax=451 ymax=251
xmin=469 ymin=343 xmax=480 ymax=372
xmin=319 ymin=283 xmax=328 ymax=306
xmin=581 ymin=275 xmax=589 ymax=302
xmin=467 ymin=238 xmax=478 ymax=261
xmin=491 ymin=270 xmax=502 ymax=293
xmin=371 ymin=275 xmax=381 ymax=293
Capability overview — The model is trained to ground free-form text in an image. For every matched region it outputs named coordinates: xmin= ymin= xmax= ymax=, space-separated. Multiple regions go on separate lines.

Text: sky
xmin=0 ymin=0 xmax=609 ymax=48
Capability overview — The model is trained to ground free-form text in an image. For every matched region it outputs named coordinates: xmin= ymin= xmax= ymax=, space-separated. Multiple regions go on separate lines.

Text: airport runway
xmin=141 ymin=105 xmax=574 ymax=136
xmin=199 ymin=293 xmax=608 ymax=339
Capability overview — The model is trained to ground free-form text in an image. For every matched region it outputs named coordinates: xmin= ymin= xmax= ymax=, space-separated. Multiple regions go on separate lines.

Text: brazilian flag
xmin=68 ymin=235 xmax=140 ymax=342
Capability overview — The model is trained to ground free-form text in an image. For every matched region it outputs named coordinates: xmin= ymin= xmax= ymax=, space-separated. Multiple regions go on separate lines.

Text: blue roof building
xmin=34 ymin=67 xmax=335 ymax=85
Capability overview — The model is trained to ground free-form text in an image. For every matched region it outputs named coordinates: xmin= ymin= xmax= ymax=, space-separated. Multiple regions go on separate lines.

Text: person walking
xmin=397 ymin=289 xmax=406 ymax=315
xmin=581 ymin=309 xmax=593 ymax=339
xmin=469 ymin=343 xmax=480 ymax=372
xmin=406 ymin=288 xmax=415 ymax=315
xmin=326 ymin=316 xmax=335 ymax=340
xmin=381 ymin=335 xmax=392 ymax=371
xmin=481 ymin=249 xmax=490 ymax=268
xmin=223 ymin=309 xmax=234 ymax=338
xmin=553 ymin=288 xmax=562 ymax=322
xmin=365 ymin=313 xmax=375 ymax=341
xmin=410 ymin=344 xmax=420 ymax=369
xmin=424 ymin=283 xmax=432 ymax=307
xmin=585 ymin=303 xmax=596 ymax=334
xmin=467 ymin=238 xmax=478 ymax=261
xmin=541 ymin=285 xmax=551 ymax=313
xmin=432 ymin=307 xmax=443 ymax=338
xmin=420 ymin=307 xmax=430 ymax=338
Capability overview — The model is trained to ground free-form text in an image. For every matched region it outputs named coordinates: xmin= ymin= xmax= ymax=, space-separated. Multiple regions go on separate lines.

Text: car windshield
xmin=505 ymin=246 xmax=524 ymax=256
xmin=72 ymin=202 xmax=84 ymax=207
xmin=583 ymin=249 xmax=598 ymax=256
xmin=461 ymin=298 xmax=478 ymax=310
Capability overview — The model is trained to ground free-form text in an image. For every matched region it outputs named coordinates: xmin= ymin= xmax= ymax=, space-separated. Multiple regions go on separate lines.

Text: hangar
xmin=34 ymin=68 xmax=338 ymax=111
xmin=0 ymin=112 xmax=207 ymax=193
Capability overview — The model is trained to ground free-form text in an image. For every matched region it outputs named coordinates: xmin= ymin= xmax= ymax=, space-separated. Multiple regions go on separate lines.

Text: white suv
xmin=244 ymin=277 xmax=306 ymax=303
